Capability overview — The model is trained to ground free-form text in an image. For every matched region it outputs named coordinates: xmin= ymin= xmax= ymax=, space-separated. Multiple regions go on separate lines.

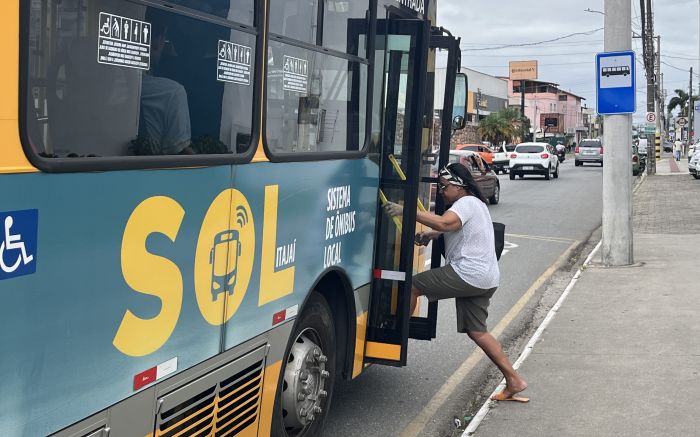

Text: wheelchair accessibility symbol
xmin=0 ymin=210 xmax=38 ymax=280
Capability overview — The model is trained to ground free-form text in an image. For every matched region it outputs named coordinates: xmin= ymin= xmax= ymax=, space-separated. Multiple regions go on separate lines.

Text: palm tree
xmin=478 ymin=108 xmax=521 ymax=145
xmin=667 ymin=89 xmax=699 ymax=117
xmin=498 ymin=107 xmax=521 ymax=142
xmin=478 ymin=112 xmax=508 ymax=145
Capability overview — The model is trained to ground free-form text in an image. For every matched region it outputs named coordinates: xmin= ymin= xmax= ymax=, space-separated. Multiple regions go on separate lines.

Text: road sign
xmin=644 ymin=126 xmax=656 ymax=134
xmin=645 ymin=112 xmax=656 ymax=123
xmin=596 ymin=51 xmax=636 ymax=115
xmin=676 ymin=117 xmax=689 ymax=128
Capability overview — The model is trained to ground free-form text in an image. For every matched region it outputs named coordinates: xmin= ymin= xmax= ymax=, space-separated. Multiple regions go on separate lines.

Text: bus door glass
xmin=365 ymin=17 xmax=428 ymax=366
xmin=408 ymin=32 xmax=465 ymax=341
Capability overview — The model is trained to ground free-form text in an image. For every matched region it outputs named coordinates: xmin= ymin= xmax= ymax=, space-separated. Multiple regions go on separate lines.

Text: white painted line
xmin=400 ymin=240 xmax=579 ymax=437
xmin=461 ymin=240 xmax=602 ymax=436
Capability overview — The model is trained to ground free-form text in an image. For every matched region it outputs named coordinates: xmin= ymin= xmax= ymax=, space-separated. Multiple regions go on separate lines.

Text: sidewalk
xmin=655 ymin=155 xmax=689 ymax=175
xmin=469 ymin=170 xmax=700 ymax=436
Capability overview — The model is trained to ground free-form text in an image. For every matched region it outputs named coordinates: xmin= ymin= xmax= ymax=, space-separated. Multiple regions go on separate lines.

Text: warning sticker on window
xmin=217 ymin=40 xmax=252 ymax=86
xmin=97 ymin=12 xmax=151 ymax=71
xmin=283 ymin=55 xmax=308 ymax=93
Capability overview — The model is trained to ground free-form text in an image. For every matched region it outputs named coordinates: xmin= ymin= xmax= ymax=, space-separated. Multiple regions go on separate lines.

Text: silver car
xmin=575 ymin=139 xmax=604 ymax=166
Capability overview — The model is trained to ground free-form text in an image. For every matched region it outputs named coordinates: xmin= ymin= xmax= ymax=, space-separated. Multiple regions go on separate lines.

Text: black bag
xmin=493 ymin=222 xmax=505 ymax=260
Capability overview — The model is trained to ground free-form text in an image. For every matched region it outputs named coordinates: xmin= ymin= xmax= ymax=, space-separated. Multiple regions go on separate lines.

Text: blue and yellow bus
xmin=0 ymin=0 xmax=466 ymax=435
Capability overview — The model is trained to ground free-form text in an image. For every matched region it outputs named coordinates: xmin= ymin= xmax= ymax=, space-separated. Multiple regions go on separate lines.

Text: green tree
xmin=667 ymin=89 xmax=699 ymax=117
xmin=478 ymin=107 xmax=521 ymax=145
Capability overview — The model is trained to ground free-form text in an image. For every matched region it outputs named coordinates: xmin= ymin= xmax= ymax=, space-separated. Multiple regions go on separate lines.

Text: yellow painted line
xmin=505 ymin=233 xmax=575 ymax=244
xmin=399 ymin=240 xmax=579 ymax=437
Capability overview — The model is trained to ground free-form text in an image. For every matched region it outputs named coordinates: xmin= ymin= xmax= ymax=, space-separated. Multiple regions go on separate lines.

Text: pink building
xmin=503 ymin=79 xmax=588 ymax=144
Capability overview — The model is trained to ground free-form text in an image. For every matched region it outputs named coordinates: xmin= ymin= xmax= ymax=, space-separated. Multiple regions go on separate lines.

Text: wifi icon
xmin=235 ymin=206 xmax=249 ymax=228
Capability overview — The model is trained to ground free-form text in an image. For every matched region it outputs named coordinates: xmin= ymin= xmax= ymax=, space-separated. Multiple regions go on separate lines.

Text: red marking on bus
xmin=133 ymin=366 xmax=157 ymax=390
xmin=373 ymin=269 xmax=382 ymax=279
xmin=272 ymin=309 xmax=286 ymax=325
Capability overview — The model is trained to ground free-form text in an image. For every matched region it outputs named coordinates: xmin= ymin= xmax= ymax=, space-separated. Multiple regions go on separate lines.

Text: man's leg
xmin=468 ymin=330 xmax=527 ymax=397
xmin=409 ymin=286 xmax=421 ymax=315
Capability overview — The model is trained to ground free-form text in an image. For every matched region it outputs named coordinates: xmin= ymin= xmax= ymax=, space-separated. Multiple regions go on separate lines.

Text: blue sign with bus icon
xmin=596 ymin=50 xmax=636 ymax=115
xmin=0 ymin=209 xmax=38 ymax=280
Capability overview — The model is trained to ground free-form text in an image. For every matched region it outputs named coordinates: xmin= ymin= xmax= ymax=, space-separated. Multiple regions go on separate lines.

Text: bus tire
xmin=272 ymin=292 xmax=336 ymax=437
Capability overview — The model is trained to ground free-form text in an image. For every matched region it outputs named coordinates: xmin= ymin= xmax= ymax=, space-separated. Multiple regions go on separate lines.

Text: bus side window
xmin=269 ymin=0 xmax=319 ymax=44
xmin=265 ymin=0 xmax=370 ymax=156
xmin=25 ymin=1 xmax=257 ymax=160
xmin=322 ymin=0 xmax=370 ymax=56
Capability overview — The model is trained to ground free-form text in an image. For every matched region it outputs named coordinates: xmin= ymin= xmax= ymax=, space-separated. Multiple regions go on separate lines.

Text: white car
xmin=688 ymin=141 xmax=700 ymax=161
xmin=509 ymin=142 xmax=560 ymax=180
xmin=689 ymin=151 xmax=700 ymax=179
xmin=492 ymin=144 xmax=516 ymax=174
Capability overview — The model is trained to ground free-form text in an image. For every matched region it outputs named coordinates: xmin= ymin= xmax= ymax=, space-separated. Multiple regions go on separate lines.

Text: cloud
xmin=437 ymin=0 xmax=699 ymax=121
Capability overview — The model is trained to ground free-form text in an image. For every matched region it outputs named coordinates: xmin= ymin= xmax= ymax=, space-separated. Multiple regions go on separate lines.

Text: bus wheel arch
xmin=271 ymin=270 xmax=355 ymax=436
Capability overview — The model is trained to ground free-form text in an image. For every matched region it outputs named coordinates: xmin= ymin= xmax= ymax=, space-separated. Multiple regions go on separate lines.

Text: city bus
xmin=0 ymin=0 xmax=466 ymax=435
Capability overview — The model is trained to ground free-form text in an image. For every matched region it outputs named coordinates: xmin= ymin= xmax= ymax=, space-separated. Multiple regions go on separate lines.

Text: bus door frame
xmin=364 ymin=14 xmax=430 ymax=367
xmin=407 ymin=28 xmax=463 ymax=341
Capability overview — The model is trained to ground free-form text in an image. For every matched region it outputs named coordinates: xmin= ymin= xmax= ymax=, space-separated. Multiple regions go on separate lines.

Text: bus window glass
xmin=266 ymin=41 xmax=367 ymax=154
xmin=25 ymin=0 xmax=256 ymax=158
xmin=165 ymin=0 xmax=255 ymax=26
xmin=322 ymin=0 xmax=369 ymax=57
xmin=269 ymin=0 xmax=319 ymax=44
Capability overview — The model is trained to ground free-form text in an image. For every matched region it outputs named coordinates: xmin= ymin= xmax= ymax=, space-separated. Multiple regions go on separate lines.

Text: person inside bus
xmin=384 ymin=163 xmax=529 ymax=403
xmin=136 ymin=11 xmax=194 ymax=155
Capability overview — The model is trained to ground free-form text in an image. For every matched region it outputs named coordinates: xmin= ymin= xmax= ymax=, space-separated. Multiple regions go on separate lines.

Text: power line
xmin=463 ymin=51 xmax=597 ymax=58
xmin=459 ymin=39 xmax=603 ymax=47
xmin=465 ymin=61 xmax=592 ymax=68
xmin=663 ymin=54 xmax=700 ymax=61
xmin=459 ymin=28 xmax=604 ymax=52
xmin=661 ymin=60 xmax=700 ymax=77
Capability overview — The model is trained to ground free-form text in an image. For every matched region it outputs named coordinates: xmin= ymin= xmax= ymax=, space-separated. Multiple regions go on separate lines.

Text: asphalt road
xmin=323 ymin=158 xmax=605 ymax=436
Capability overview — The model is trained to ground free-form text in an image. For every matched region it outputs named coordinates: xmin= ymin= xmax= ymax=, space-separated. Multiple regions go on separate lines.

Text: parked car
xmin=448 ymin=150 xmax=501 ymax=204
xmin=632 ymin=145 xmax=641 ymax=176
xmin=689 ymin=150 xmax=700 ymax=179
xmin=508 ymin=142 xmax=560 ymax=180
xmin=688 ymin=141 xmax=700 ymax=161
xmin=455 ymin=143 xmax=494 ymax=164
xmin=575 ymin=139 xmax=603 ymax=166
xmin=491 ymin=144 xmax=516 ymax=174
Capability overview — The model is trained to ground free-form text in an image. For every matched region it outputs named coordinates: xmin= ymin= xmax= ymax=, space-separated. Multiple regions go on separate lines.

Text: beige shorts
xmin=412 ymin=265 xmax=497 ymax=333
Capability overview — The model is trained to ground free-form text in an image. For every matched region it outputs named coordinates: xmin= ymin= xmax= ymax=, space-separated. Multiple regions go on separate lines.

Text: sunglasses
xmin=438 ymin=182 xmax=450 ymax=192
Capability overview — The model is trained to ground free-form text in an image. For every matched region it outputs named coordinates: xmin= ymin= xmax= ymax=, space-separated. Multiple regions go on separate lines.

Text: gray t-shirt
xmin=139 ymin=75 xmax=192 ymax=155
xmin=444 ymin=196 xmax=500 ymax=289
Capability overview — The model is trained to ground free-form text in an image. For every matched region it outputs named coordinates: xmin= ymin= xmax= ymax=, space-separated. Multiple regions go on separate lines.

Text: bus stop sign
xmin=596 ymin=51 xmax=635 ymax=115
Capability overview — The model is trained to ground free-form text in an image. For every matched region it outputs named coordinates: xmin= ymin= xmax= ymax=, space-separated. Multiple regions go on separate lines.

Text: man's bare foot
xmin=501 ymin=376 xmax=528 ymax=398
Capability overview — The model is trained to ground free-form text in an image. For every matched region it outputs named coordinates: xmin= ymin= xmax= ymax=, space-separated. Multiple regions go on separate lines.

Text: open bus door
xmin=365 ymin=19 xmax=465 ymax=366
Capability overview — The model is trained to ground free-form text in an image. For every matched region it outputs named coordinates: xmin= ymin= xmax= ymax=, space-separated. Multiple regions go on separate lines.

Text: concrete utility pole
xmin=602 ymin=0 xmax=634 ymax=266
xmin=655 ymin=36 xmax=663 ymax=148
xmin=689 ymin=67 xmax=694 ymax=150
xmin=641 ymin=0 xmax=657 ymax=173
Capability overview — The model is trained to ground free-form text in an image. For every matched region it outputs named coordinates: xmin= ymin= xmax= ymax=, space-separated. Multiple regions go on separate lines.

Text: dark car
xmin=448 ymin=150 xmax=500 ymax=204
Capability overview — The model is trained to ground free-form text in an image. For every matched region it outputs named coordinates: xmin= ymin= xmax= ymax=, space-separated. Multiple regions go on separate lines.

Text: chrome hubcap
xmin=281 ymin=329 xmax=329 ymax=431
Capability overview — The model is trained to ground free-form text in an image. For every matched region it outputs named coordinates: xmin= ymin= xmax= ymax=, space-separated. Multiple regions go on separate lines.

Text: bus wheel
xmin=273 ymin=292 xmax=336 ymax=437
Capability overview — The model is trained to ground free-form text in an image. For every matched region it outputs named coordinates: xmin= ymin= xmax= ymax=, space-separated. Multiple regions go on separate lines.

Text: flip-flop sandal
xmin=491 ymin=392 xmax=530 ymax=403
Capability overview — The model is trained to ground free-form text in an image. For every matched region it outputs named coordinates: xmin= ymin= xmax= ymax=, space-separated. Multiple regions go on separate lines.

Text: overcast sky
xmin=436 ymin=0 xmax=700 ymax=123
